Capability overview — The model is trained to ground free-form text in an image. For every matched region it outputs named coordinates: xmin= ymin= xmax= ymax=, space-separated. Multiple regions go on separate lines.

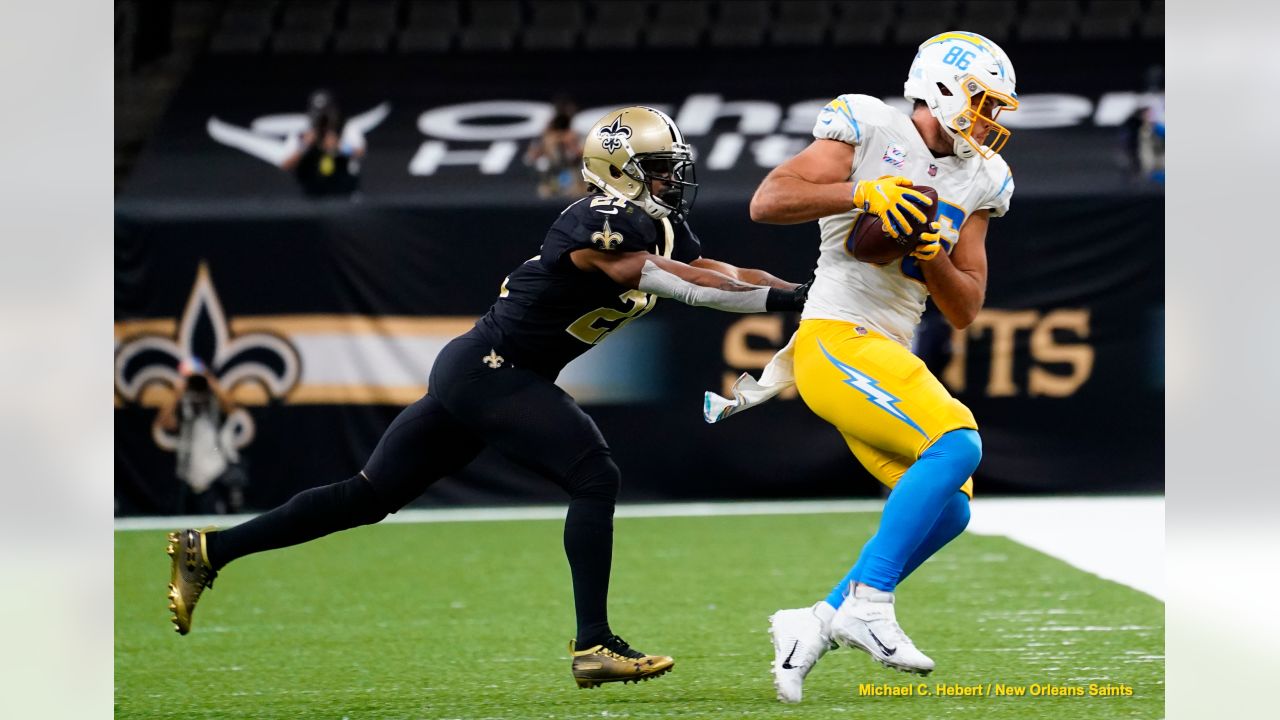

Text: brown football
xmin=847 ymin=185 xmax=939 ymax=264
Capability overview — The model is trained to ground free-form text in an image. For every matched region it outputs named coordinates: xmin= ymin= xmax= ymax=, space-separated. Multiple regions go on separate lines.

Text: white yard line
xmin=112 ymin=499 xmax=891 ymax=531
xmin=117 ymin=496 xmax=1164 ymax=600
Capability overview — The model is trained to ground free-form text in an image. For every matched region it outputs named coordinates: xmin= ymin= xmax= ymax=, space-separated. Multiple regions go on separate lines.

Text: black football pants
xmin=210 ymin=331 xmax=622 ymax=646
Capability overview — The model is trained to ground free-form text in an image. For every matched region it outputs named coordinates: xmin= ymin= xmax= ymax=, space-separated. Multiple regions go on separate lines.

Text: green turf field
xmin=115 ymin=513 xmax=1163 ymax=719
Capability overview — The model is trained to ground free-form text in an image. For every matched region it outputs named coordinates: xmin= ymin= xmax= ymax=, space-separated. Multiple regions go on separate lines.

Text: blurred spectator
xmin=154 ymin=357 xmax=248 ymax=514
xmin=281 ymin=89 xmax=367 ymax=198
xmin=524 ymin=96 xmax=586 ymax=198
xmin=1122 ymin=65 xmax=1165 ymax=185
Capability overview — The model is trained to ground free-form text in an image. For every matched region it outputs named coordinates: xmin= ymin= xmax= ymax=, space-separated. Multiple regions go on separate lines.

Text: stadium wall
xmin=114 ymin=195 xmax=1162 ymax=514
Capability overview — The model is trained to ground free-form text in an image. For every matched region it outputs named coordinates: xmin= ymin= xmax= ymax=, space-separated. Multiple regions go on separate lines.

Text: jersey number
xmin=566 ymin=289 xmax=656 ymax=345
xmin=901 ymin=200 xmax=966 ymax=283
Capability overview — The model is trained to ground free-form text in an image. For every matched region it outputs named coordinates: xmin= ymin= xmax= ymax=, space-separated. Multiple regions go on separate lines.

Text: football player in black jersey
xmin=166 ymin=106 xmax=810 ymax=689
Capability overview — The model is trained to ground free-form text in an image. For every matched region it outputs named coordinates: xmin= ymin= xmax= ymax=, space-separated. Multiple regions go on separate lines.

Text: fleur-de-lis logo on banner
xmin=114 ymin=262 xmax=301 ymax=451
xmin=597 ymin=116 xmax=632 ymax=154
xmin=591 ymin=218 xmax=624 ymax=250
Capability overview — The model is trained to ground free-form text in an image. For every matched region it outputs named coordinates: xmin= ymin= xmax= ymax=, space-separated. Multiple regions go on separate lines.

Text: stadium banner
xmin=118 ymin=42 xmax=1164 ymax=208
xmin=115 ymin=196 xmax=1163 ymax=514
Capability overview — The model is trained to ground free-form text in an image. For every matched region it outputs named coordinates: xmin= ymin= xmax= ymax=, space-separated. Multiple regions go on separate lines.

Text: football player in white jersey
xmin=734 ymin=32 xmax=1019 ymax=702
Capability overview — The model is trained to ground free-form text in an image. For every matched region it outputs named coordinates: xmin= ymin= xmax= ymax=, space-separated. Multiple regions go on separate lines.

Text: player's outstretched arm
xmin=568 ymin=249 xmax=804 ymax=313
xmin=688 ymin=257 xmax=800 ymax=291
xmin=749 ymin=139 xmax=858 ymax=225
xmin=919 ymin=210 xmax=990 ymax=329
xmin=750 ymin=139 xmax=931 ymax=237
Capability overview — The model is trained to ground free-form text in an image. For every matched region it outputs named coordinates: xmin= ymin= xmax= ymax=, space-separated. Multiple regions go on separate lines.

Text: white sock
xmin=852 ymin=583 xmax=895 ymax=602
xmin=812 ymin=601 xmax=836 ymax=632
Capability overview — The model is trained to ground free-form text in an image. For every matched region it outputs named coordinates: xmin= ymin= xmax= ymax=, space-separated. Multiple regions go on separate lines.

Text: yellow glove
xmin=913 ymin=219 xmax=959 ymax=262
xmin=851 ymin=175 xmax=932 ymax=239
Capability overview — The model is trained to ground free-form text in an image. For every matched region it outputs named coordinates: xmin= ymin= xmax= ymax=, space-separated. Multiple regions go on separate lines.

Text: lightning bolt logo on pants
xmin=817 ymin=340 xmax=928 ymax=439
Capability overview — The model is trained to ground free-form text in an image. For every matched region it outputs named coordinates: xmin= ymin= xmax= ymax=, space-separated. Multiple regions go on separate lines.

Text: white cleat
xmin=830 ymin=584 xmax=935 ymax=675
xmin=769 ymin=603 xmax=835 ymax=703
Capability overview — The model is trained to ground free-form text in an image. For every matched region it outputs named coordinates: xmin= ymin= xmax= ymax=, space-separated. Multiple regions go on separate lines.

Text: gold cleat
xmin=166 ymin=529 xmax=217 ymax=635
xmin=570 ymin=635 xmax=674 ymax=689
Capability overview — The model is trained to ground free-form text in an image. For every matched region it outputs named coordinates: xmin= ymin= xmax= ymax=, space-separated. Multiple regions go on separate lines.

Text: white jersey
xmin=800 ymin=94 xmax=1014 ymax=347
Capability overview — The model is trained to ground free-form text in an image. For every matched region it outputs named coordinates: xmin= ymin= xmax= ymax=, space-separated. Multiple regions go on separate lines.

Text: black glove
xmin=764 ymin=277 xmax=813 ymax=312
xmin=793 ymin=276 xmax=813 ymax=307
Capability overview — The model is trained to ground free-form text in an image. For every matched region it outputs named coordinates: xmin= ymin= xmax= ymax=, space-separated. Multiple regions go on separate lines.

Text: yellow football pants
xmin=793 ymin=319 xmax=975 ymax=498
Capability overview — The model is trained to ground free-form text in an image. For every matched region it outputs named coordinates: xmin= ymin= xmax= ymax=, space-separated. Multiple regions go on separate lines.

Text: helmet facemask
xmin=941 ymin=77 xmax=1017 ymax=159
xmin=631 ymin=151 xmax=697 ymax=218
xmin=597 ymin=139 xmax=698 ymax=219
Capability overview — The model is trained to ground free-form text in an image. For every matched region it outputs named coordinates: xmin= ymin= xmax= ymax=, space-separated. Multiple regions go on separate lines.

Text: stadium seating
xmin=1078 ymin=0 xmax=1141 ymax=41
xmin=208 ymin=1 xmax=276 ymax=54
xmin=955 ymin=0 xmax=1017 ymax=42
xmin=771 ymin=1 xmax=829 ymax=47
xmin=524 ymin=1 xmax=585 ymax=50
xmin=830 ymin=1 xmax=896 ymax=46
xmin=1017 ymin=0 xmax=1078 ymax=42
xmin=191 ymin=0 xmax=1165 ymax=57
xmin=398 ymin=0 xmax=459 ymax=53
xmin=1139 ymin=0 xmax=1164 ymax=39
xmin=646 ymin=1 xmax=711 ymax=49
xmin=271 ymin=0 xmax=337 ymax=54
xmin=584 ymin=2 xmax=646 ymax=50
xmin=334 ymin=0 xmax=398 ymax=53
xmin=458 ymin=0 xmax=522 ymax=51
xmin=708 ymin=0 xmax=769 ymax=48
xmin=892 ymin=1 xmax=958 ymax=45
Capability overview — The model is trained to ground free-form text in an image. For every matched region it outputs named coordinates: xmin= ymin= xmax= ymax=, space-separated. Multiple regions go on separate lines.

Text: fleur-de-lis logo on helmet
xmin=597 ymin=116 xmax=632 ymax=154
xmin=114 ymin=262 xmax=301 ymax=451
xmin=590 ymin=218 xmax=624 ymax=250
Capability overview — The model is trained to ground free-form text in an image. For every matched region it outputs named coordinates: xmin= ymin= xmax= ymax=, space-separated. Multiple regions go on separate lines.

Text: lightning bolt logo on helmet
xmin=597 ymin=116 xmax=632 ymax=154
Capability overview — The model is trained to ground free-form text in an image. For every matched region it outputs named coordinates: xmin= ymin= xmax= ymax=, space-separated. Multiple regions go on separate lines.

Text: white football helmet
xmin=904 ymin=31 xmax=1018 ymax=160
xmin=581 ymin=106 xmax=697 ymax=219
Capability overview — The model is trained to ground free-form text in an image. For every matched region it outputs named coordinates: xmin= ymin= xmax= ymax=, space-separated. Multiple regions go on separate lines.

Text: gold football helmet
xmin=581 ymin=106 xmax=697 ymax=219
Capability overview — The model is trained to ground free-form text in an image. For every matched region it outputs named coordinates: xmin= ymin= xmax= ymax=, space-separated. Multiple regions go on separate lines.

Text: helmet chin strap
xmin=583 ymin=164 xmax=671 ymax=219
xmin=937 ymin=119 xmax=978 ymax=160
xmin=639 ymin=195 xmax=672 ymax=219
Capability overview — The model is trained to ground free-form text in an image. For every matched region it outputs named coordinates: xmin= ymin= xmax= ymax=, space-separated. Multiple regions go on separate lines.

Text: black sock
xmin=564 ymin=495 xmax=615 ymax=648
xmin=561 ymin=452 xmax=622 ymax=647
xmin=205 ymin=475 xmax=388 ymax=571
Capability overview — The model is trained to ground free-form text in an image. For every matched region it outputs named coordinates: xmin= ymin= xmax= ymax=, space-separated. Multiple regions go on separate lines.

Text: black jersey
xmin=473 ymin=194 xmax=702 ymax=378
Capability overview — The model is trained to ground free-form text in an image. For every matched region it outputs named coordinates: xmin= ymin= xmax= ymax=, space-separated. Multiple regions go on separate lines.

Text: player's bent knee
xmin=347 ymin=474 xmax=392 ymax=525
xmin=564 ymin=450 xmax=621 ymax=502
xmin=925 ymin=428 xmax=983 ymax=479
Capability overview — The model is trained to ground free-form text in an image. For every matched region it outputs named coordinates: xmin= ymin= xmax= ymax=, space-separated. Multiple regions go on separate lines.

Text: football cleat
xmin=830 ymin=584 xmax=934 ymax=675
xmin=570 ymin=635 xmax=674 ymax=689
xmin=769 ymin=603 xmax=837 ymax=703
xmin=166 ymin=529 xmax=217 ymax=635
